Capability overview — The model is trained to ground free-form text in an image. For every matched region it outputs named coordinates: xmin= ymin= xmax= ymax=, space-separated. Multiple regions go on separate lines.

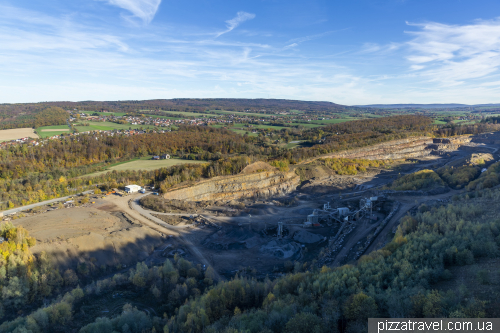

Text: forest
xmin=1 ymin=186 xmax=499 ymax=332
xmin=0 ymin=107 xmax=69 ymax=130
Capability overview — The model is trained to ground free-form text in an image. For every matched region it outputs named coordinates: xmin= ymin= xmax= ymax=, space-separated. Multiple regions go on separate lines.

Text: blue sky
xmin=2 ymin=0 xmax=500 ymax=104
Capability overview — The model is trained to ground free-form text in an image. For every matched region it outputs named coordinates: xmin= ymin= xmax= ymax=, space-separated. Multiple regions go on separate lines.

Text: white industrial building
xmin=125 ymin=185 xmax=142 ymax=193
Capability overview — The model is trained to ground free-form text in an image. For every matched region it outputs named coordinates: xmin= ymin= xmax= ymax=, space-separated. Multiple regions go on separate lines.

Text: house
xmin=161 ymin=154 xmax=171 ymax=159
xmin=125 ymin=185 xmax=142 ymax=193
xmin=152 ymin=156 xmax=160 ymax=160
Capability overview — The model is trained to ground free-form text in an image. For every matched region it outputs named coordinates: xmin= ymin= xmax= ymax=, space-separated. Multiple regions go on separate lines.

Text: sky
xmin=2 ymin=0 xmax=500 ymax=105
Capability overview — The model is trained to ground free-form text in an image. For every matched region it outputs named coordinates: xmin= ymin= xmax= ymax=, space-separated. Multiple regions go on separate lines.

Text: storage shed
xmin=125 ymin=185 xmax=142 ymax=193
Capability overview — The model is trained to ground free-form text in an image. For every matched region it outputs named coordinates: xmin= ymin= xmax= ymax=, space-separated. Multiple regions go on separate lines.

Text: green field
xmin=36 ymin=125 xmax=72 ymax=138
xmin=208 ymin=110 xmax=276 ymax=118
xmin=86 ymin=157 xmax=207 ymax=177
xmin=74 ymin=121 xmax=157 ymax=132
xmin=81 ymin=111 xmax=127 ymax=117
xmin=157 ymin=110 xmax=219 ymax=118
xmin=433 ymin=119 xmax=447 ymax=125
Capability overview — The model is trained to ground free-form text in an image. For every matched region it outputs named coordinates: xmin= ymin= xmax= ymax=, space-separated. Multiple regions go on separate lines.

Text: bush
xmin=387 ymin=170 xmax=444 ymax=191
xmin=476 ymin=270 xmax=490 ymax=285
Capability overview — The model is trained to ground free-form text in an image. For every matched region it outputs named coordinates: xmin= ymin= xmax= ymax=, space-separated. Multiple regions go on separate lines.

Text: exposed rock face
xmin=323 ymin=136 xmax=473 ymax=160
xmin=164 ymin=169 xmax=300 ymax=201
xmin=324 ymin=137 xmax=433 ymax=160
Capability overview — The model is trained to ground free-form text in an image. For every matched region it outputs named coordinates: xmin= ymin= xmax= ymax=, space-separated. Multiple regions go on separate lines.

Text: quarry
xmin=5 ymin=132 xmax=500 ymax=280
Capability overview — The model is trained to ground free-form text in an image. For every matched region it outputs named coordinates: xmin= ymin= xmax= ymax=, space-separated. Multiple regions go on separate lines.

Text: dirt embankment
xmin=163 ymin=162 xmax=300 ymax=201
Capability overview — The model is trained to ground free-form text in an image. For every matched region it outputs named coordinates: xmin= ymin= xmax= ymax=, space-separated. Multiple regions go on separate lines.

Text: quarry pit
xmin=6 ymin=132 xmax=500 ymax=280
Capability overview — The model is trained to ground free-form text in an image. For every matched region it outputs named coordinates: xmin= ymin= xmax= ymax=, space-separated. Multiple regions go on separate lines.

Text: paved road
xmin=0 ymin=190 xmax=94 ymax=216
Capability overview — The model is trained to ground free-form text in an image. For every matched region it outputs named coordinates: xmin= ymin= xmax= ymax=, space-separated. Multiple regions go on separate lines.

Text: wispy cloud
xmin=361 ymin=42 xmax=400 ymax=54
xmin=287 ymin=30 xmax=338 ymax=44
xmin=216 ymin=12 xmax=255 ymax=38
xmin=406 ymin=19 xmax=500 ymax=84
xmin=102 ymin=0 xmax=161 ymax=24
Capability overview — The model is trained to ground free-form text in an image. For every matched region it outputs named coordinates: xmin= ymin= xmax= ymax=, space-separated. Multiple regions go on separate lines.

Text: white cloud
xmin=406 ymin=19 xmax=500 ymax=84
xmin=102 ymin=0 xmax=161 ymax=24
xmin=216 ymin=12 xmax=255 ymax=37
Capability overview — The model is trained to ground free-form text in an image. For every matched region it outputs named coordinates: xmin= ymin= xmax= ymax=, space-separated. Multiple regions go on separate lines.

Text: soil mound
xmin=203 ymin=228 xmax=262 ymax=250
xmin=260 ymin=240 xmax=300 ymax=258
xmin=295 ymin=164 xmax=333 ymax=181
xmin=293 ymin=229 xmax=323 ymax=243
xmin=248 ymin=204 xmax=280 ymax=215
xmin=241 ymin=161 xmax=277 ymax=174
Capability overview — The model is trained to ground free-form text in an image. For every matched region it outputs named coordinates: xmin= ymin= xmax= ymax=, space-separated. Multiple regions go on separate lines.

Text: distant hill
xmin=44 ymin=98 xmax=358 ymax=113
xmin=1 ymin=98 xmax=371 ymax=130
xmin=357 ymin=103 xmax=500 ymax=109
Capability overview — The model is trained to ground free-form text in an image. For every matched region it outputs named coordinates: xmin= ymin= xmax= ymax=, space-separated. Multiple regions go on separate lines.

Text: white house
xmin=125 ymin=185 xmax=142 ymax=193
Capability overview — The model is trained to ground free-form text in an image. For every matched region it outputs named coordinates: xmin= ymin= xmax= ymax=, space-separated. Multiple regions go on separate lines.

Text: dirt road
xmin=105 ymin=194 xmax=223 ymax=280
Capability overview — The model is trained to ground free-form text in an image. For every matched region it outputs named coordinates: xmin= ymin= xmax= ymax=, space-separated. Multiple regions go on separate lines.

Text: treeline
xmin=0 ymin=107 xmax=69 ymax=130
xmin=435 ymin=122 xmax=500 ymax=137
xmin=3 ymin=189 xmax=500 ymax=332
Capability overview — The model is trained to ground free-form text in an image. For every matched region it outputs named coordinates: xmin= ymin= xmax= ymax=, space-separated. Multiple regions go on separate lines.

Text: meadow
xmin=74 ymin=121 xmax=157 ymax=132
xmin=87 ymin=157 xmax=207 ymax=177
xmin=36 ymin=125 xmax=71 ymax=138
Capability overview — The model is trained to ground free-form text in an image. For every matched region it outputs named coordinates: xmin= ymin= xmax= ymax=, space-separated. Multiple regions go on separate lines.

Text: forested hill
xmin=58 ymin=98 xmax=357 ymax=113
xmin=0 ymin=98 xmax=373 ymax=123
xmin=0 ymin=106 xmax=69 ymax=130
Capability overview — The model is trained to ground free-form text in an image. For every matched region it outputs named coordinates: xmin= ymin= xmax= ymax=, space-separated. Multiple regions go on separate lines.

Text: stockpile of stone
xmin=316 ymin=222 xmax=356 ymax=267
xmin=353 ymin=202 xmax=401 ymax=260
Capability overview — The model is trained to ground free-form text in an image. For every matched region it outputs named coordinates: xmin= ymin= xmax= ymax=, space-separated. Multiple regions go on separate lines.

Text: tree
xmin=284 ymin=313 xmax=325 ymax=333
xmin=63 ymin=269 xmax=78 ymax=286
xmin=343 ymin=292 xmax=378 ymax=322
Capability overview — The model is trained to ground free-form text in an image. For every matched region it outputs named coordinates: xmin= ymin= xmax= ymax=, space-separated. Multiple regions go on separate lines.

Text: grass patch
xmin=36 ymin=125 xmax=71 ymax=138
xmin=74 ymin=121 xmax=157 ymax=132
xmin=85 ymin=158 xmax=207 ymax=177
xmin=80 ymin=111 xmax=127 ymax=117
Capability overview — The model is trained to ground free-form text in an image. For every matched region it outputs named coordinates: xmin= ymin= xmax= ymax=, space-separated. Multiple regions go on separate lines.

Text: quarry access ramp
xmin=108 ymin=193 xmax=224 ymax=281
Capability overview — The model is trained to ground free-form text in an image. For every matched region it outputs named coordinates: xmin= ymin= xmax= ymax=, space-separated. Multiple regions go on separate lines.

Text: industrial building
xmin=125 ymin=185 xmax=143 ymax=193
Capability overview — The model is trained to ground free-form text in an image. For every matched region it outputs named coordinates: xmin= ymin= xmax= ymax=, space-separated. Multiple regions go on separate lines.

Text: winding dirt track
xmin=105 ymin=193 xmax=223 ymax=281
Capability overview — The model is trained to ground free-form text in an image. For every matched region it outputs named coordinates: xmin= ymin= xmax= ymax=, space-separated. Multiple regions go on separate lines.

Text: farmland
xmin=36 ymin=125 xmax=71 ymax=138
xmin=0 ymin=127 xmax=39 ymax=141
xmin=86 ymin=157 xmax=207 ymax=177
xmin=74 ymin=121 xmax=157 ymax=132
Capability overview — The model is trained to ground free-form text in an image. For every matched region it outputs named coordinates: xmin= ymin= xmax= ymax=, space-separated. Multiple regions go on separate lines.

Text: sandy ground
xmin=0 ymin=128 xmax=38 ymax=140
xmin=12 ymin=203 xmax=164 ymax=269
